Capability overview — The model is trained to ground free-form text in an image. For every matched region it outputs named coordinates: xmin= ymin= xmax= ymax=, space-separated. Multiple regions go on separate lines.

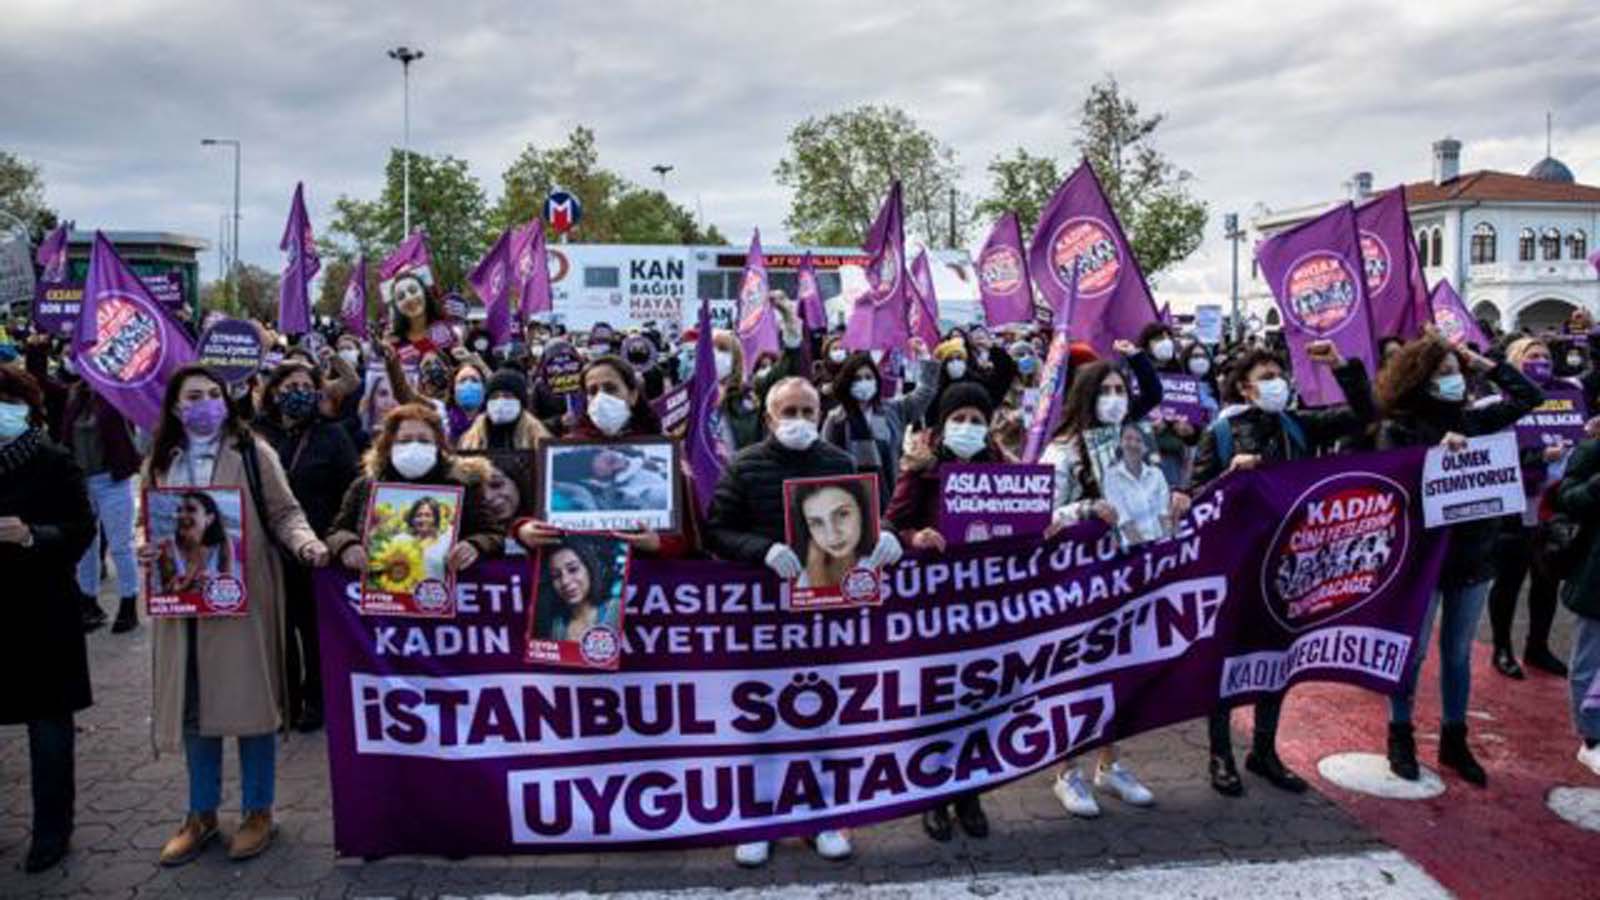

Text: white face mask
xmin=829 ymin=348 xmax=848 ymax=364
xmin=1096 ymin=394 xmax=1128 ymax=425
xmin=486 ymin=397 xmax=521 ymax=425
xmin=0 ymin=401 xmax=29 ymax=441
xmin=588 ymin=390 xmax=632 ymax=435
xmin=714 ymin=351 xmax=734 ymax=380
xmin=755 ymin=366 xmax=772 ymax=382
xmin=942 ymin=422 xmax=987 ymax=459
xmin=1152 ymin=339 xmax=1176 ymax=362
xmin=1569 ymin=353 xmax=1585 ymax=368
xmin=338 ymin=349 xmax=361 ymax=368
xmin=1188 ymin=357 xmax=1211 ymax=376
xmin=391 ymin=440 xmax=438 ymax=479
xmin=946 ymin=359 xmax=968 ymax=380
xmin=1254 ymin=377 xmax=1291 ymax=413
xmin=850 ymin=378 xmax=878 ymax=403
xmin=774 ymin=416 xmax=819 ymax=450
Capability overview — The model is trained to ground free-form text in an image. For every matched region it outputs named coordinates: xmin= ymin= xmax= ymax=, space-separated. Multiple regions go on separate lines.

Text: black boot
xmin=1439 ymin=723 xmax=1487 ymax=787
xmin=1209 ymin=753 xmax=1244 ymax=796
xmin=79 ymin=593 xmax=106 ymax=633
xmin=953 ymin=793 xmax=989 ymax=838
xmin=921 ymin=804 xmax=953 ymax=842
xmin=1245 ymin=748 xmax=1308 ymax=793
xmin=1523 ymin=644 xmax=1569 ymax=677
xmin=1491 ymin=646 xmax=1524 ymax=679
xmin=1387 ymin=722 xmax=1418 ymax=780
xmin=23 ymin=837 xmax=69 ymax=874
xmin=110 ymin=596 xmax=138 ymax=634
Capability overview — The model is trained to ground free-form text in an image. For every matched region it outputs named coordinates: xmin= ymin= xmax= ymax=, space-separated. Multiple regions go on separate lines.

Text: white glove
xmin=864 ymin=531 xmax=903 ymax=568
xmin=1051 ymin=507 xmax=1076 ymax=530
xmin=764 ymin=543 xmax=804 ymax=580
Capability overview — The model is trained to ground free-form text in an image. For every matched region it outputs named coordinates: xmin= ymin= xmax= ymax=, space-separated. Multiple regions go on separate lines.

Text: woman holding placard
xmin=140 ymin=364 xmax=329 ymax=866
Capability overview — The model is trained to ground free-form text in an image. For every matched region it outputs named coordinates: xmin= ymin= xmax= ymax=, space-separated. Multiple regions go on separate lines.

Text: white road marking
xmin=1547 ymin=786 xmax=1600 ymax=832
xmin=1317 ymin=751 xmax=1446 ymax=799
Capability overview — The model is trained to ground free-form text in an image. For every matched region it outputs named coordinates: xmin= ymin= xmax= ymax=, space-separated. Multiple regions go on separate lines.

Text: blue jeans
xmin=183 ymin=733 xmax=276 ymax=814
xmin=1571 ymin=615 xmax=1600 ymax=742
xmin=1390 ymin=580 xmax=1492 ymax=726
xmin=76 ymin=473 xmax=138 ymax=599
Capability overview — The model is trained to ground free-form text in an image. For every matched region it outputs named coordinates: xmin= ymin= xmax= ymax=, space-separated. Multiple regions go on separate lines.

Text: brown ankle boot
xmin=228 ymin=810 xmax=275 ymax=861
xmin=158 ymin=812 xmax=218 ymax=866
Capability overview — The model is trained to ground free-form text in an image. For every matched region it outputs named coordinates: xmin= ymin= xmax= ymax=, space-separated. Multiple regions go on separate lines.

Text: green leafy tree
xmin=200 ymin=263 xmax=278 ymax=322
xmin=774 ymin=106 xmax=966 ymax=247
xmin=974 ymin=149 xmax=1061 ymax=236
xmin=0 ymin=149 xmax=60 ymax=243
xmin=323 ymin=150 xmax=489 ymax=290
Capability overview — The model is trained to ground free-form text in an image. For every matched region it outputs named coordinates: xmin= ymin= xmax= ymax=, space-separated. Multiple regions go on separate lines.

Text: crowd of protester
xmin=3 ymin=290 xmax=1600 ymax=875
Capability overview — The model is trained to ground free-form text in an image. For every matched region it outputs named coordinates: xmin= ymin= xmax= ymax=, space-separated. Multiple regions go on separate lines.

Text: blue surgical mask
xmin=455 ymin=379 xmax=484 ymax=411
xmin=0 ymin=402 xmax=29 ymax=441
xmin=1432 ymin=373 xmax=1466 ymax=403
xmin=1017 ymin=356 xmax=1039 ymax=376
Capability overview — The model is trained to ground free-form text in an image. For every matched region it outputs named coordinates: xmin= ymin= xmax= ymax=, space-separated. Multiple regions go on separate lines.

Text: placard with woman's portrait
xmin=524 ymin=535 xmax=630 ymax=670
xmin=359 ymin=483 xmax=465 ymax=618
xmin=143 ymin=486 xmax=248 ymax=617
xmin=782 ymin=473 xmax=883 ymax=610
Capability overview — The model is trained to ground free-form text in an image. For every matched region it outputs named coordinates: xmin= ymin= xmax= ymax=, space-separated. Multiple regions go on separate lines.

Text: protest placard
xmin=937 ymin=463 xmax=1054 ymax=545
xmin=1421 ymin=431 xmax=1525 ymax=527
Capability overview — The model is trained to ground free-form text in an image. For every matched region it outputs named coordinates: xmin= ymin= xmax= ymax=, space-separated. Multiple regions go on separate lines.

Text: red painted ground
xmin=1247 ymin=641 xmax=1600 ymax=900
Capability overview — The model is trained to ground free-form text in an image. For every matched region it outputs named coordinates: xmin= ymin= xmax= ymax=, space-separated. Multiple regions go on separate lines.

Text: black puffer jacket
xmin=1192 ymin=360 xmax=1377 ymax=486
xmin=705 ymin=436 xmax=856 ymax=564
xmin=1377 ymin=362 xmax=1542 ymax=587
xmin=254 ymin=416 xmax=361 ymax=538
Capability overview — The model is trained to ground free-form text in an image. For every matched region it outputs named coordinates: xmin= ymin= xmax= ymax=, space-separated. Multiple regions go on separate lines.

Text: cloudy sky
xmin=5 ymin=0 xmax=1599 ymax=309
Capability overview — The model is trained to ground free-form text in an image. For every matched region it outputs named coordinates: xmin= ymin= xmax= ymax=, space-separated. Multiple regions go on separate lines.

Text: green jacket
xmin=1557 ymin=438 xmax=1600 ymax=620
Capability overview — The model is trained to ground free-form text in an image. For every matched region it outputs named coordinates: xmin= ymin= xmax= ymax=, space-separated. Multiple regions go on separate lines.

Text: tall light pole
xmin=388 ymin=46 xmax=425 ymax=235
xmin=1224 ymin=212 xmax=1243 ymax=342
xmin=201 ymin=138 xmax=240 ymax=302
xmin=651 ymin=164 xmax=674 ymax=188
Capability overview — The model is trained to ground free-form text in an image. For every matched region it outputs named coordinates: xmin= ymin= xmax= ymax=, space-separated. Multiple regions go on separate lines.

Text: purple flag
xmin=977 ymin=212 xmax=1034 ymax=327
xmin=1429 ymin=279 xmax=1489 ymax=350
xmin=1028 ymin=161 xmax=1159 ymax=355
xmin=468 ymin=229 xmax=514 ymax=350
xmin=380 ymin=230 xmax=433 ymax=281
xmin=341 ymin=255 xmax=368 ymax=339
xmin=1022 ymin=258 xmax=1079 ymax=464
xmin=1588 ymin=246 xmax=1600 ymax=278
xmin=36 ymin=221 xmax=71 ymax=282
xmin=844 ymin=181 xmax=910 ymax=353
xmin=1357 ymin=187 xmax=1429 ymax=341
xmin=683 ymin=298 xmax=728 ymax=516
xmin=908 ymin=249 xmax=942 ymax=348
xmin=277 ymin=182 xmax=320 ymax=336
xmin=510 ymin=219 xmax=552 ymax=322
xmin=72 ymin=232 xmax=196 ymax=431
xmin=735 ymin=228 xmax=779 ymax=375
xmin=796 ymin=251 xmax=828 ymax=333
xmin=1255 ymin=202 xmax=1378 ymax=407
xmin=1158 ymin=301 xmax=1173 ymax=325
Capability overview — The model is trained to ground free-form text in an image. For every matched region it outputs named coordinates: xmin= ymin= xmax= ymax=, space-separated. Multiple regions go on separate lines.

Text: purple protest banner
xmin=1429 ymin=279 xmax=1489 ymax=350
xmin=277 ymin=182 xmax=320 ymax=336
xmin=380 ymin=230 xmax=432 ymax=281
xmin=341 ymin=255 xmax=369 ymax=339
xmin=650 ymin=381 xmax=692 ymax=434
xmin=908 ymin=249 xmax=942 ymax=348
xmin=511 ymin=219 xmax=552 ymax=322
xmin=1021 ymin=258 xmax=1079 ymax=463
xmin=735 ymin=229 xmax=779 ymax=375
xmin=1511 ymin=379 xmax=1588 ymax=455
xmin=683 ymin=297 xmax=727 ymax=516
xmin=936 ymin=463 xmax=1054 ymax=545
xmin=1255 ymin=202 xmax=1378 ymax=407
xmin=796 ymin=251 xmax=828 ymax=333
xmin=844 ymin=181 xmax=910 ymax=353
xmin=36 ymin=221 xmax=71 ymax=282
xmin=977 ymin=212 xmax=1033 ymax=327
xmin=195 ymin=318 xmax=264 ymax=384
xmin=468 ymin=229 xmax=514 ymax=350
xmin=1153 ymin=373 xmax=1213 ymax=429
xmin=314 ymin=446 xmax=1445 ymax=857
xmin=72 ymin=232 xmax=196 ymax=431
xmin=33 ymin=272 xmax=185 ymax=337
xmin=1028 ymin=161 xmax=1159 ymax=356
xmin=1357 ymin=187 xmax=1430 ymax=341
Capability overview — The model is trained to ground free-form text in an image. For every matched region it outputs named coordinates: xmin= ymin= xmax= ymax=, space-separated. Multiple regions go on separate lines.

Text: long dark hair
xmin=149 ymin=365 xmax=249 ymax=477
xmin=405 ymin=496 xmax=443 ymax=535
xmin=179 ymin=490 xmax=228 ymax=547
xmin=831 ymin=352 xmax=880 ymax=417
xmin=259 ymin=360 xmax=322 ymax=423
xmin=1377 ymin=336 xmax=1461 ymax=418
xmin=388 ymin=272 xmax=443 ymax=341
xmin=536 ymin=537 xmax=615 ymax=638
xmin=580 ymin=355 xmax=663 ymax=435
xmin=1056 ymin=360 xmax=1124 ymax=438
xmin=788 ymin=477 xmax=876 ymax=561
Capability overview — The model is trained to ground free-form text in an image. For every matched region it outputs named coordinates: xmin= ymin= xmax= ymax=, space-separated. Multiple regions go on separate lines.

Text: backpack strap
xmin=1278 ymin=413 xmax=1308 ymax=458
xmin=1211 ymin=416 xmax=1235 ymax=467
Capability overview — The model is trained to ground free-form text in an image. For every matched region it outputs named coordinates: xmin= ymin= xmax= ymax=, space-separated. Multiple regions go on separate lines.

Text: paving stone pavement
xmin=1 ymin=602 xmax=1388 ymax=899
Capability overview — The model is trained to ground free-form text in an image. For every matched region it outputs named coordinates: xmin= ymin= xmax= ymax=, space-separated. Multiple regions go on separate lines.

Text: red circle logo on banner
xmin=1281 ymin=251 xmax=1361 ymax=336
xmin=1050 ymin=217 xmax=1121 ymax=297
xmin=979 ymin=246 xmax=1025 ymax=295
xmin=86 ymin=292 xmax=167 ymax=387
xmin=1359 ymin=231 xmax=1392 ymax=295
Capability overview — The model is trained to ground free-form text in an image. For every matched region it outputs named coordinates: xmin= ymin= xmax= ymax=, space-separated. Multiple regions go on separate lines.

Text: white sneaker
xmin=812 ymin=829 xmax=852 ymax=860
xmin=733 ymin=841 xmax=770 ymax=867
xmin=1095 ymin=761 xmax=1155 ymax=806
xmin=1579 ymin=742 xmax=1600 ymax=778
xmin=1052 ymin=767 xmax=1101 ymax=818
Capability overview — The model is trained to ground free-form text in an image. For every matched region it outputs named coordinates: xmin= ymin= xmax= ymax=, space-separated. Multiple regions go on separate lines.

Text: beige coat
xmin=146 ymin=435 xmax=319 ymax=752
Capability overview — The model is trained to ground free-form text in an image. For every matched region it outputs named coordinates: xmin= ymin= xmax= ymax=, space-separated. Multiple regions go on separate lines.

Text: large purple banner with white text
xmin=316 ymin=449 xmax=1447 ymax=858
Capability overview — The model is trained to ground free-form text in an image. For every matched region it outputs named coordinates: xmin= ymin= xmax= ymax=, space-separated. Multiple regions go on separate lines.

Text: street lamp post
xmin=651 ymin=164 xmax=674 ymax=189
xmin=388 ymin=46 xmax=425 ymax=236
xmin=201 ymin=138 xmax=241 ymax=302
xmin=1224 ymin=212 xmax=1243 ymax=342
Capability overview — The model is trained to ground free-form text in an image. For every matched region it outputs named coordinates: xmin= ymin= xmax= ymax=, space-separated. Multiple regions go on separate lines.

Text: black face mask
xmin=422 ymin=364 xmax=450 ymax=391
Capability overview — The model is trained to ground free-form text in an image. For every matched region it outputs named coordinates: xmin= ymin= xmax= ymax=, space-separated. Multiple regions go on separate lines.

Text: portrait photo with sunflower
xmin=358 ymin=482 xmax=466 ymax=618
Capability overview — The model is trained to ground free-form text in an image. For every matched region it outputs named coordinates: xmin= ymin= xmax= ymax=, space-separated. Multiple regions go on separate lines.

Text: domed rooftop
xmin=1528 ymin=156 xmax=1576 ymax=183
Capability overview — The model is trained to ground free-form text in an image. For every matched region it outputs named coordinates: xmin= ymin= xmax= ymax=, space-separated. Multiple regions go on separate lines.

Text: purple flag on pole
xmin=1357 ymin=187 xmax=1429 ymax=341
xmin=341 ymin=255 xmax=368 ymax=339
xmin=844 ymin=181 xmax=910 ymax=353
xmin=977 ymin=212 xmax=1033 ymax=327
xmin=1255 ymin=202 xmax=1378 ymax=407
xmin=1429 ymin=278 xmax=1490 ymax=350
xmin=1028 ymin=161 xmax=1159 ymax=355
xmin=908 ymin=249 xmax=942 ymax=348
xmin=736 ymin=228 xmax=779 ymax=374
xmin=1158 ymin=301 xmax=1173 ymax=325
xmin=796 ymin=251 xmax=828 ymax=333
xmin=1587 ymin=246 xmax=1600 ymax=278
xmin=1022 ymin=259 xmax=1079 ymax=463
xmin=684 ymin=297 xmax=728 ymax=517
xmin=36 ymin=221 xmax=71 ymax=282
xmin=72 ymin=232 xmax=196 ymax=431
xmin=277 ymin=182 xmax=320 ymax=336
xmin=380 ymin=230 xmax=432 ymax=281
xmin=510 ymin=219 xmax=552 ymax=322
xmin=468 ymin=229 xmax=514 ymax=350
